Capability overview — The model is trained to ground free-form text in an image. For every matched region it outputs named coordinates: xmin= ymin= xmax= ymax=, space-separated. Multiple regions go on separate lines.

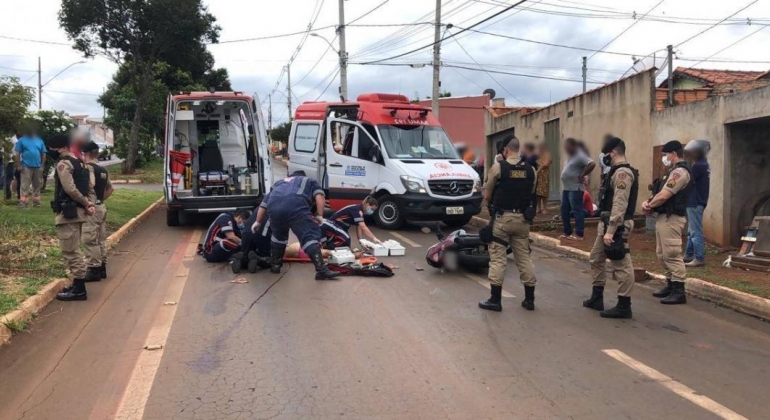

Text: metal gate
xmin=544 ymin=119 xmax=560 ymax=200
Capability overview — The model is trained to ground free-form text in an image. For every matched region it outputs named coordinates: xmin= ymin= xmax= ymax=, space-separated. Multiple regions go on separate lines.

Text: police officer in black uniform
xmin=480 ymin=136 xmax=538 ymax=311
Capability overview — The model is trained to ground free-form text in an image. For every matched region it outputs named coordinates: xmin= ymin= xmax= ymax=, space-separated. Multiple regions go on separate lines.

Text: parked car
xmin=96 ymin=143 xmax=112 ymax=161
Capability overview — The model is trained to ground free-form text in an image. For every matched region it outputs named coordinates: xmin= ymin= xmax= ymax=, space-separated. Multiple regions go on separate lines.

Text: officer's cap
xmin=46 ymin=134 xmax=70 ymax=149
xmin=81 ymin=141 xmax=99 ymax=154
xmin=661 ymin=140 xmax=683 ymax=153
xmin=601 ymin=136 xmax=624 ymax=154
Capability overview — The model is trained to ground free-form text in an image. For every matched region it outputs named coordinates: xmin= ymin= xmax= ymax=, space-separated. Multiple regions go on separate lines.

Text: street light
xmin=310 ymin=32 xmax=347 ymax=101
xmin=39 ymin=60 xmax=87 ymax=110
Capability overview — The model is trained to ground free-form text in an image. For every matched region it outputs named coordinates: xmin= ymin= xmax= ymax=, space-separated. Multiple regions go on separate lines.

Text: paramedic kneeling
xmin=321 ymin=196 xmax=381 ymax=249
xmin=201 ymin=209 xmax=251 ymax=263
xmin=253 ymin=173 xmax=339 ymax=280
xmin=232 ymin=211 xmax=272 ymax=274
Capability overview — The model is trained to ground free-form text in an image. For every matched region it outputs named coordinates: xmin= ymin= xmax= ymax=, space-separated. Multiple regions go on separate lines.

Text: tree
xmin=0 ymin=76 xmax=35 ymax=138
xmin=25 ymin=110 xmax=76 ymax=191
xmin=59 ymin=0 xmax=221 ymax=174
xmin=439 ymin=91 xmax=452 ymax=98
xmin=269 ymin=122 xmax=292 ymax=145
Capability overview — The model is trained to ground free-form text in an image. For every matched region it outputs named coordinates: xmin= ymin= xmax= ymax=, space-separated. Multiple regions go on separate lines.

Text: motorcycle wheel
xmin=457 ymin=248 xmax=490 ymax=271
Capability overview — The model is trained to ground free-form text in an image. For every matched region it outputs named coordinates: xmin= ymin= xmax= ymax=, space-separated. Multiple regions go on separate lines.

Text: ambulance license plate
xmin=446 ymin=207 xmax=464 ymax=215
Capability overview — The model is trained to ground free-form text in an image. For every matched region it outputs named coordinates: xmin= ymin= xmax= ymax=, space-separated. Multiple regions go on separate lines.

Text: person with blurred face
xmin=559 ymin=138 xmax=596 ymax=240
xmin=683 ymin=140 xmax=710 ymax=267
xmin=14 ymin=124 xmax=47 ymax=208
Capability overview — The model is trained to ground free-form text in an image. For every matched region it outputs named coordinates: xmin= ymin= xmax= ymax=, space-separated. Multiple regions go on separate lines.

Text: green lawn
xmin=0 ymin=188 xmax=161 ymax=318
xmin=107 ymin=159 xmax=165 ymax=184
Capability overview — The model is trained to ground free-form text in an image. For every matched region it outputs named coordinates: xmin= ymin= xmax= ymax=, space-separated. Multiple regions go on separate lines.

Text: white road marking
xmin=389 ymin=231 xmax=422 ymax=248
xmin=603 ymin=349 xmax=749 ymax=420
xmin=466 ymin=274 xmax=515 ymax=298
xmin=112 ymin=230 xmax=203 ymax=420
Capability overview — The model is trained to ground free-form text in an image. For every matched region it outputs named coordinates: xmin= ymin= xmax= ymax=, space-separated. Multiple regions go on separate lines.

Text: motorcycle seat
xmin=454 ymin=235 xmax=486 ymax=247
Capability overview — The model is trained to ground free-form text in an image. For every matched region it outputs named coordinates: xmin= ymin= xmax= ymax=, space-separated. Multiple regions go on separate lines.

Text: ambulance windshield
xmin=378 ymin=125 xmax=460 ymax=160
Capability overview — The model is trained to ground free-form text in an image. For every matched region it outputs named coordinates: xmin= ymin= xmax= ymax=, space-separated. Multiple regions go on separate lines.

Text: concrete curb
xmin=0 ymin=196 xmax=164 ymax=347
xmin=470 ymin=215 xmax=770 ymax=321
xmin=111 ymin=179 xmax=143 ymax=184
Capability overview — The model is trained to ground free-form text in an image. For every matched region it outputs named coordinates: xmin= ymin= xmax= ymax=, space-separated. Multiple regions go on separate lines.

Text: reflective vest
xmin=598 ymin=163 xmax=639 ymax=220
xmin=89 ymin=162 xmax=109 ymax=201
xmin=54 ymin=156 xmax=90 ymax=206
xmin=492 ymin=159 xmax=536 ymax=212
xmin=654 ymin=161 xmax=692 ymax=217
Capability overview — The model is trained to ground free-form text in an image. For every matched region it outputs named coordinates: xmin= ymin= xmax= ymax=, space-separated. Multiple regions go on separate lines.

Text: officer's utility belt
xmin=496 ymin=206 xmax=536 ymax=224
xmin=600 ymin=212 xmax=629 ymax=260
xmin=51 ymin=198 xmax=82 ymax=220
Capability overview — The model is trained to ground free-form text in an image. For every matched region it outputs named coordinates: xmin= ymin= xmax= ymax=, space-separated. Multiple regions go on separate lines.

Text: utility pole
xmin=287 ymin=64 xmax=293 ymax=122
xmin=268 ymin=93 xmax=273 ymax=132
xmin=431 ymin=0 xmax=441 ymax=117
xmin=666 ymin=44 xmax=674 ymax=107
xmin=581 ymin=56 xmax=587 ymax=93
xmin=38 ymin=57 xmax=42 ymax=110
xmin=338 ymin=0 xmax=348 ymax=101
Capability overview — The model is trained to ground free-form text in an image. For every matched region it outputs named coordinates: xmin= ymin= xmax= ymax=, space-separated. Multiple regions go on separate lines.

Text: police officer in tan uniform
xmin=479 ymin=136 xmax=538 ymax=312
xmin=47 ymin=135 xmax=98 ymax=301
xmin=583 ymin=137 xmax=638 ymax=319
xmin=82 ymin=141 xmax=114 ymax=280
xmin=643 ymin=140 xmax=692 ymax=305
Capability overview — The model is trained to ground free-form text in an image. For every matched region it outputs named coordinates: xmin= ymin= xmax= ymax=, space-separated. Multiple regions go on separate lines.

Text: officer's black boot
xmin=270 ymin=243 xmax=286 ymax=274
xmin=246 ymin=251 xmax=261 ymax=273
xmin=84 ymin=267 xmax=102 ymax=282
xmin=521 ymin=285 xmax=535 ymax=311
xmin=660 ymin=281 xmax=687 ymax=305
xmin=582 ymin=286 xmax=605 ymax=311
xmin=230 ymin=252 xmax=245 ymax=274
xmin=309 ymin=247 xmax=340 ymax=280
xmin=600 ymin=296 xmax=632 ymax=319
xmin=57 ymin=280 xmax=87 ymax=301
xmin=478 ymin=285 xmax=503 ymax=312
xmin=652 ymin=279 xmax=672 ymax=298
xmin=100 ymin=261 xmax=107 ymax=279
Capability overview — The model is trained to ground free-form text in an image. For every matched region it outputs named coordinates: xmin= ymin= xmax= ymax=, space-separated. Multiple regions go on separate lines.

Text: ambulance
xmin=288 ymin=93 xmax=482 ymax=229
xmin=163 ymin=90 xmax=272 ymax=226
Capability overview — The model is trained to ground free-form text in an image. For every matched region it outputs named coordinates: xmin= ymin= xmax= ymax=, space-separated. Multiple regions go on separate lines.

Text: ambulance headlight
xmin=400 ymin=176 xmax=426 ymax=194
xmin=472 ymin=179 xmax=481 ymax=194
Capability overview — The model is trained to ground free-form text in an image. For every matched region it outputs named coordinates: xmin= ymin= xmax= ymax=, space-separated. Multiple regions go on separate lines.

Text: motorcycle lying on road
xmin=425 ymin=224 xmax=511 ymax=272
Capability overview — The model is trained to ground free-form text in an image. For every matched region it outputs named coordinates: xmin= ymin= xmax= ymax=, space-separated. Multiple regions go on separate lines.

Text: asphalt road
xmin=0 ymin=208 xmax=769 ymax=420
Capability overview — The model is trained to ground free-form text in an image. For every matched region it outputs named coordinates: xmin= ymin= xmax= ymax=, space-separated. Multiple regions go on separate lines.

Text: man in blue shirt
xmin=200 ymin=209 xmax=251 ymax=263
xmin=14 ymin=125 xmax=47 ymax=208
xmin=252 ymin=172 xmax=339 ymax=280
xmin=321 ymin=197 xmax=381 ymax=250
xmin=684 ymin=140 xmax=711 ymax=267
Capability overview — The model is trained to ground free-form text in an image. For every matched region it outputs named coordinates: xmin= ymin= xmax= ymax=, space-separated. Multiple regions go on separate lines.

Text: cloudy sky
xmin=2 ymin=0 xmax=770 ymax=124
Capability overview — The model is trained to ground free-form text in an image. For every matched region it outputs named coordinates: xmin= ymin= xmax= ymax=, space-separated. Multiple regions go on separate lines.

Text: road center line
xmin=389 ymin=231 xmax=422 ymax=248
xmin=466 ymin=274 xmax=515 ymax=298
xmin=112 ymin=229 xmax=203 ymax=420
xmin=602 ymin=349 xmax=749 ymax=420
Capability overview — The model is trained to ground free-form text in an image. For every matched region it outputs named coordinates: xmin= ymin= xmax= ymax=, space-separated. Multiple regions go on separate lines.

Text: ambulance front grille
xmin=428 ymin=180 xmax=473 ymax=196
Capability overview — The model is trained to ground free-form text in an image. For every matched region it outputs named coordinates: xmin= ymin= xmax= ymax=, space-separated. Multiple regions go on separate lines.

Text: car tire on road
xmin=444 ymin=216 xmax=473 ymax=229
xmin=374 ymin=195 xmax=405 ymax=230
xmin=166 ymin=209 xmax=180 ymax=227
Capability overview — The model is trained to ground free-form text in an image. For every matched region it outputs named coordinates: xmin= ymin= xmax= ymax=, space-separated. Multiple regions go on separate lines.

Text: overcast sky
xmin=2 ymin=0 xmax=770 ymax=124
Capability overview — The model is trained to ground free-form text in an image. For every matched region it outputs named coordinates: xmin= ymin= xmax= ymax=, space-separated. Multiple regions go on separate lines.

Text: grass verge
xmin=107 ymin=159 xmax=164 ymax=184
xmin=0 ymin=188 xmax=161 ymax=318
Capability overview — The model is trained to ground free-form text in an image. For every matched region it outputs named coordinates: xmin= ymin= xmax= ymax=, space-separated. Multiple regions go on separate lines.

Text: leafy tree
xmin=439 ymin=91 xmax=452 ymax=98
xmin=269 ymin=122 xmax=292 ymax=145
xmin=25 ymin=110 xmax=76 ymax=190
xmin=0 ymin=76 xmax=35 ymax=138
xmin=59 ymin=0 xmax=221 ymax=174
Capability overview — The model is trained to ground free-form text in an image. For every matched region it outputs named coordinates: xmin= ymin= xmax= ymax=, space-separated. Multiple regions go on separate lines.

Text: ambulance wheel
xmin=444 ymin=216 xmax=472 ymax=228
xmin=374 ymin=195 xmax=405 ymax=230
xmin=166 ymin=209 xmax=180 ymax=227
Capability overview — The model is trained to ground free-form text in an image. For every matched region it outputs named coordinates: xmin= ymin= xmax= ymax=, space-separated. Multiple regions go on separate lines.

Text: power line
xmin=348 ymin=0 xmax=390 ymax=25
xmin=359 ymin=0 xmax=529 ymax=65
xmin=677 ymin=56 xmax=770 ymax=64
xmin=46 ymin=89 xmax=101 ymax=97
xmin=0 ymin=34 xmax=70 ymax=46
xmin=684 ymin=23 xmax=770 ymax=69
xmin=0 ymin=65 xmax=37 ymax=73
xmin=447 ymin=29 xmax=525 ymax=105
xmin=215 ymin=25 xmax=336 ymax=44
xmin=587 ymin=0 xmax=665 ymax=60
xmin=315 ymin=68 xmax=341 ymax=101
xmin=676 ymin=0 xmax=759 ymax=47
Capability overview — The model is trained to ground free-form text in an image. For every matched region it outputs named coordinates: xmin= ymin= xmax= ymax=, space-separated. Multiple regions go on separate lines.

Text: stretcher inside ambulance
xmin=163 ymin=91 xmax=272 ymax=226
xmin=288 ymin=93 xmax=482 ymax=229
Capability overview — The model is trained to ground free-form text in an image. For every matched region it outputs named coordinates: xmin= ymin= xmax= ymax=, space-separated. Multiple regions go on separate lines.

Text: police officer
xmin=81 ymin=141 xmax=113 ymax=280
xmin=47 ymin=134 xmax=98 ymax=301
xmin=253 ymin=172 xmax=339 ymax=280
xmin=643 ymin=140 xmax=692 ymax=305
xmin=583 ymin=137 xmax=638 ymax=318
xmin=480 ymin=136 xmax=538 ymax=312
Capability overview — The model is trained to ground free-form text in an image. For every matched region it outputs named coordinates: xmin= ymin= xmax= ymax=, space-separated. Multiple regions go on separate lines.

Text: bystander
xmin=14 ymin=124 xmax=47 ymax=208
xmin=559 ymin=138 xmax=596 ymax=240
xmin=684 ymin=140 xmax=711 ymax=267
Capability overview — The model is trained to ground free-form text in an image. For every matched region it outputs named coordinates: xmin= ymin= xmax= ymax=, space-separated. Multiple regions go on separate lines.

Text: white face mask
xmin=662 ymin=155 xmax=672 ymax=167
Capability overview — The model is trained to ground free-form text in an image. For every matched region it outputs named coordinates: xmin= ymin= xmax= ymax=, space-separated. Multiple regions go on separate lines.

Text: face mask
xmin=662 ymin=155 xmax=672 ymax=167
xmin=237 ymin=222 xmax=245 ymax=230
xmin=365 ymin=208 xmax=374 ymax=216
xmin=48 ymin=149 xmax=61 ymax=160
xmin=602 ymin=153 xmax=612 ymax=167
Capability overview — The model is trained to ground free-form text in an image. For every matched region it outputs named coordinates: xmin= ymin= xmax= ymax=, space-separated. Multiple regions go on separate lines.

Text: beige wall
xmin=485 ymin=69 xmax=658 ymax=212
xmin=653 ymin=84 xmax=770 ymax=246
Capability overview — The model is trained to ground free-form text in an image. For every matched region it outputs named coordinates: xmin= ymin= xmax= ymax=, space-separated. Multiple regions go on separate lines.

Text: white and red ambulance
xmin=288 ymin=93 xmax=482 ymax=229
